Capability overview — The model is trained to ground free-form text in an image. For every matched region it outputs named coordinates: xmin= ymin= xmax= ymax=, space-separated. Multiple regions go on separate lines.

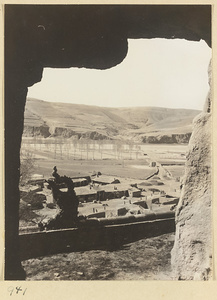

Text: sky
xmin=28 ymin=38 xmax=212 ymax=110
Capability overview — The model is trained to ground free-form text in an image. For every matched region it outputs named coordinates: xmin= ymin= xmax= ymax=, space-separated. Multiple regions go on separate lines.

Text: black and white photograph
xmin=2 ymin=2 xmax=214 ymax=290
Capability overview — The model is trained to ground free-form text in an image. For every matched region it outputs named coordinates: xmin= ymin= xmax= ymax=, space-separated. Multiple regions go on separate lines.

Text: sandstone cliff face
xmin=22 ymin=124 xmax=193 ymax=143
xmin=22 ymin=125 xmax=50 ymax=138
xmin=171 ymin=62 xmax=212 ymax=280
xmin=141 ymin=133 xmax=192 ymax=144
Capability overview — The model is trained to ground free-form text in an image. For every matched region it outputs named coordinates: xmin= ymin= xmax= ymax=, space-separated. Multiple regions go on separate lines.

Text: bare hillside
xmin=23 ymin=98 xmax=200 ymax=143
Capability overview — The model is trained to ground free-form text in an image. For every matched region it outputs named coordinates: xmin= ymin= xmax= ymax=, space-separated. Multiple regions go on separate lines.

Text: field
xmin=21 ymin=139 xmax=187 ymax=180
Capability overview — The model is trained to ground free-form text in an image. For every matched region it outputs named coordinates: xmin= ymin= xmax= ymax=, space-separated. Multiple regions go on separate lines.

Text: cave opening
xmin=23 ymin=37 xmax=211 ymax=178
xmin=4 ymin=4 xmax=212 ymax=280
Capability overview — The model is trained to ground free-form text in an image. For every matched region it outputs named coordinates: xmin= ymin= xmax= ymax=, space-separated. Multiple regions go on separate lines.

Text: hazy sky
xmin=28 ymin=38 xmax=211 ymax=110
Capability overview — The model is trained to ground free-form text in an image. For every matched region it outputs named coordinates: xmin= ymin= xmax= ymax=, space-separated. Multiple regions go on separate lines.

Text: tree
xmin=72 ymin=138 xmax=78 ymax=159
xmin=85 ymin=138 xmax=90 ymax=160
xmin=135 ymin=144 xmax=141 ymax=159
xmin=91 ymin=140 xmax=96 ymax=159
xmin=128 ymin=140 xmax=134 ymax=159
xmin=78 ymin=138 xmax=85 ymax=159
xmin=19 ymin=150 xmax=36 ymax=185
xmin=116 ymin=139 xmax=124 ymax=160
xmin=98 ymin=140 xmax=102 ymax=159
xmin=58 ymin=136 xmax=63 ymax=159
xmin=54 ymin=138 xmax=57 ymax=159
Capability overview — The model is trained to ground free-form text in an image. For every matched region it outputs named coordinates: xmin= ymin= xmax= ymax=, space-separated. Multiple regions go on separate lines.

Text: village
xmin=19 ymin=160 xmax=181 ymax=233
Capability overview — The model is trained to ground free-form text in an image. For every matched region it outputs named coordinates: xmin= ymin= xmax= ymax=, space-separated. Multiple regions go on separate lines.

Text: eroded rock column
xmin=171 ymin=61 xmax=212 ymax=280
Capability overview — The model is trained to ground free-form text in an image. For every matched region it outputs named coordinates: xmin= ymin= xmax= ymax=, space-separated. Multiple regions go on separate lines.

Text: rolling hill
xmin=23 ymin=98 xmax=200 ymax=143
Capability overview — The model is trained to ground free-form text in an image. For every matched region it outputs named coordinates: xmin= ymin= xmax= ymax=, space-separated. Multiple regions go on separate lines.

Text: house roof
xmin=128 ymin=187 xmax=141 ymax=193
xmin=92 ymin=175 xmax=120 ymax=184
xmin=74 ymin=186 xmax=97 ymax=196
xmin=94 ymin=183 xmax=131 ymax=193
xmin=71 ymin=178 xmax=87 ymax=183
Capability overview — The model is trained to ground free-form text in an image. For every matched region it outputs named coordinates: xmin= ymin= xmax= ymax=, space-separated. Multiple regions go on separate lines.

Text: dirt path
xmin=22 ymin=233 xmax=175 ymax=280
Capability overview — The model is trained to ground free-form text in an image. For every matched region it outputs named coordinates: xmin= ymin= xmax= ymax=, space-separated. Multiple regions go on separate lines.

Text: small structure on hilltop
xmin=149 ymin=161 xmax=157 ymax=167
xmin=38 ymin=167 xmax=79 ymax=230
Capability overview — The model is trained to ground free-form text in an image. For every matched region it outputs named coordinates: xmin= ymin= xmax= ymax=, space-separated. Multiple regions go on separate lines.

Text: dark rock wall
xmin=5 ymin=81 xmax=28 ymax=279
xmin=4 ymin=5 xmax=211 ymax=279
xmin=19 ymin=217 xmax=175 ymax=261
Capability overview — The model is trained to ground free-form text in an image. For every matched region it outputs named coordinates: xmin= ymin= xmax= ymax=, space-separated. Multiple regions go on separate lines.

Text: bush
xmin=29 ymin=194 xmax=45 ymax=210
xmin=22 ymin=192 xmax=45 ymax=210
xmin=47 ymin=203 xmax=56 ymax=209
xmin=19 ymin=200 xmax=38 ymax=222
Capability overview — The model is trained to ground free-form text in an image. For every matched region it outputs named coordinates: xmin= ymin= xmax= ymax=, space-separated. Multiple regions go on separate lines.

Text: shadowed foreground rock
xmin=39 ymin=170 xmax=79 ymax=230
xmin=171 ymin=62 xmax=212 ymax=280
xmin=22 ymin=233 xmax=175 ymax=280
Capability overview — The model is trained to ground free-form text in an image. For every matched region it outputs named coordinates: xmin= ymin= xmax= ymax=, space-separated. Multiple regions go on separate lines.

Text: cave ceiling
xmin=5 ymin=5 xmax=211 ymax=87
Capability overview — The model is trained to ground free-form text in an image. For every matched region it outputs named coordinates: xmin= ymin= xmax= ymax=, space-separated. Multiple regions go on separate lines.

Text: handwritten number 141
xmin=8 ymin=286 xmax=27 ymax=296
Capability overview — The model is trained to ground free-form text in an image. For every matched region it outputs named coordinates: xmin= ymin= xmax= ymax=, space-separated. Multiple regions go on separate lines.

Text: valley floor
xmin=20 ymin=142 xmax=183 ymax=280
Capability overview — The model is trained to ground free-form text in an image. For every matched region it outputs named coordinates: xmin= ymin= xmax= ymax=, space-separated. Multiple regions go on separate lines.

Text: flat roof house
xmin=71 ymin=178 xmax=89 ymax=187
xmin=94 ymin=183 xmax=130 ymax=201
xmin=74 ymin=186 xmax=97 ymax=202
xmin=128 ymin=187 xmax=141 ymax=198
xmin=92 ymin=175 xmax=120 ymax=185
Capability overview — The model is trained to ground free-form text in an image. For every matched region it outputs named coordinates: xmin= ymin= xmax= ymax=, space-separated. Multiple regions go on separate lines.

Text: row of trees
xmin=21 ymin=137 xmax=143 ymax=160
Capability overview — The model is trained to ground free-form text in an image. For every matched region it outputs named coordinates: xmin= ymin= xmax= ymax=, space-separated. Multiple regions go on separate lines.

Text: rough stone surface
xmin=171 ymin=62 xmax=212 ymax=280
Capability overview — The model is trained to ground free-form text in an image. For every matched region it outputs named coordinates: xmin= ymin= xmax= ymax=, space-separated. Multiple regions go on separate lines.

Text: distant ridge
xmin=23 ymin=98 xmax=200 ymax=143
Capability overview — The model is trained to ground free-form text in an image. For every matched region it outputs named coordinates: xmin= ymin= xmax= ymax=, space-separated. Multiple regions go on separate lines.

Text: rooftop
xmin=94 ymin=183 xmax=131 ymax=193
xmin=92 ymin=175 xmax=120 ymax=184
